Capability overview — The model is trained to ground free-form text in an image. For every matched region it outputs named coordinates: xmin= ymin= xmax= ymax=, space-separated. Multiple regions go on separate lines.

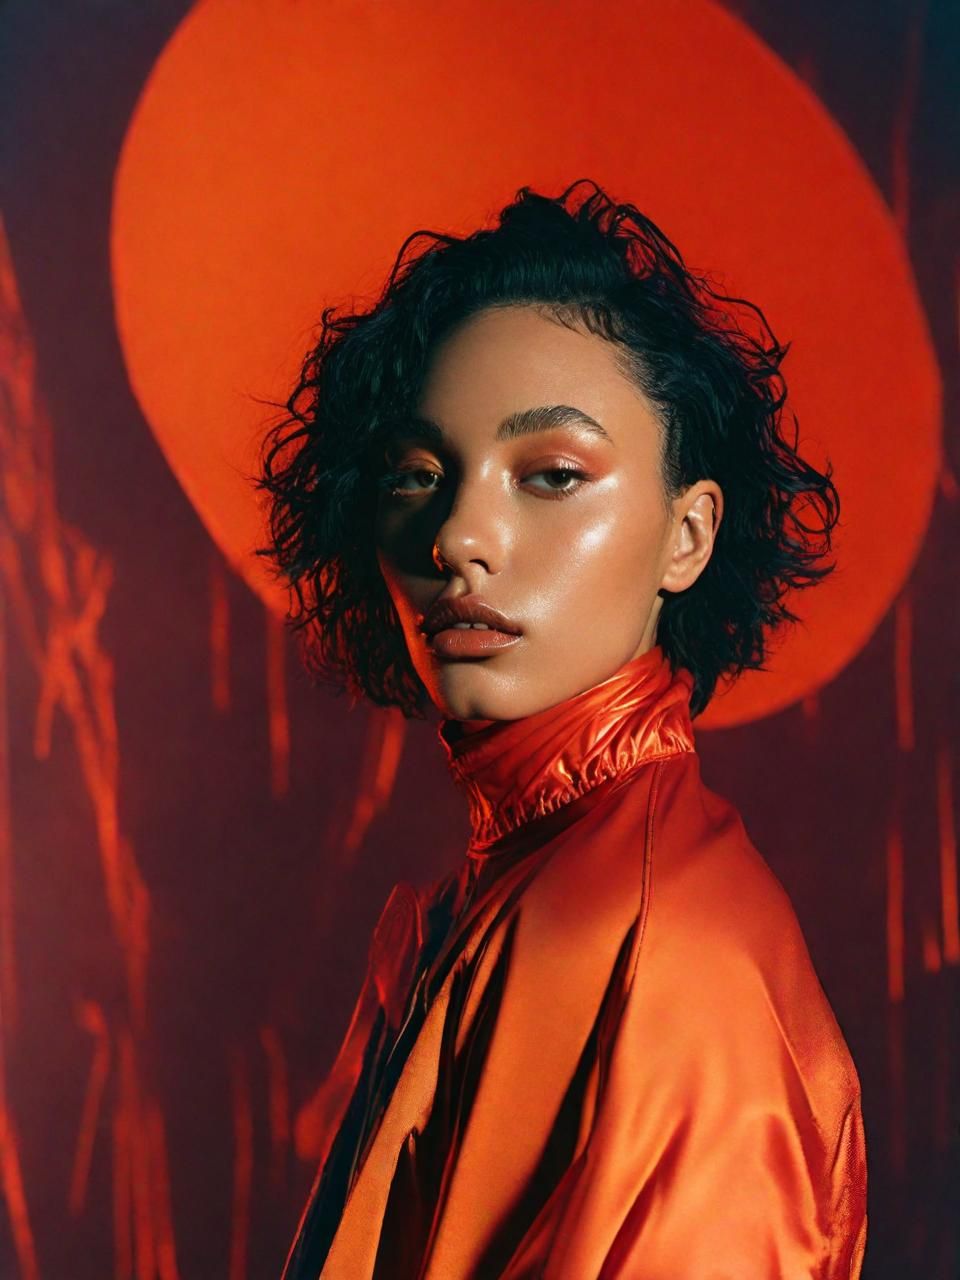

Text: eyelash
xmin=377 ymin=465 xmax=590 ymax=501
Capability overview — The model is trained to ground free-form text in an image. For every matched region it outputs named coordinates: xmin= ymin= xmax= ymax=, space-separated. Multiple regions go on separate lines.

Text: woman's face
xmin=374 ymin=304 xmax=721 ymax=723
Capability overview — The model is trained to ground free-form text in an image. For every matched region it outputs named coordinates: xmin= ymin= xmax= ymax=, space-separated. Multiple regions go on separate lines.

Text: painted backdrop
xmin=1 ymin=2 xmax=957 ymax=1277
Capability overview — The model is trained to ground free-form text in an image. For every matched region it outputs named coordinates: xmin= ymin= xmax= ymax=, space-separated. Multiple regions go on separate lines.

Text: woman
xmin=256 ymin=180 xmax=867 ymax=1278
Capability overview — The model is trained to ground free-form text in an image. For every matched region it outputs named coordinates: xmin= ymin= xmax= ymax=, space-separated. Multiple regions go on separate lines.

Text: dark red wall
xmin=1 ymin=2 xmax=957 ymax=1277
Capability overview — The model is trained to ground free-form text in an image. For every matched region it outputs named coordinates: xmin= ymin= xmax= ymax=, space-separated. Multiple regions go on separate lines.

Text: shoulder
xmin=646 ymin=750 xmax=802 ymax=956
xmin=368 ymin=867 xmax=460 ymax=958
xmin=590 ymin=750 xmax=802 ymax=959
xmin=634 ymin=752 xmax=861 ymax=1127
xmin=366 ymin=867 xmax=461 ymax=1026
xmin=569 ymin=759 xmax=868 ymax=1276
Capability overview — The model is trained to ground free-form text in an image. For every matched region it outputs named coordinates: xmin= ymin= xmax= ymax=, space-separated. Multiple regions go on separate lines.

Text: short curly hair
xmin=253 ymin=178 xmax=840 ymax=720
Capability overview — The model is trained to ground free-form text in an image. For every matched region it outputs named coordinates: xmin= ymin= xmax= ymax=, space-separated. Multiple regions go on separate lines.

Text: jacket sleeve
xmin=545 ymin=915 xmax=868 ymax=1279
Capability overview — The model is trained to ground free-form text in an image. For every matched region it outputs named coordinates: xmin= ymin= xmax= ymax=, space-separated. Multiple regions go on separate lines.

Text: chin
xmin=421 ymin=662 xmax=513 ymax=723
xmin=430 ymin=682 xmax=497 ymax=724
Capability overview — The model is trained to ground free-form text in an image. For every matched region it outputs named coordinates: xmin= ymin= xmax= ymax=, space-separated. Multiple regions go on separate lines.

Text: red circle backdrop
xmin=110 ymin=0 xmax=941 ymax=728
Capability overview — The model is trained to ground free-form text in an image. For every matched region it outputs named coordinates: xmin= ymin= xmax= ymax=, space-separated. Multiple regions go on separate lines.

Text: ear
xmin=659 ymin=481 xmax=723 ymax=594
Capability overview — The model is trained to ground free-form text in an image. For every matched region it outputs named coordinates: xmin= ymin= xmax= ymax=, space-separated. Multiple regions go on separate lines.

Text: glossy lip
xmin=419 ymin=593 xmax=523 ymax=638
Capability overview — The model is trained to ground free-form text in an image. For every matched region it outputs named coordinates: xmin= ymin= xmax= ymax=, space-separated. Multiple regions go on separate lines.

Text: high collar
xmin=437 ymin=644 xmax=696 ymax=853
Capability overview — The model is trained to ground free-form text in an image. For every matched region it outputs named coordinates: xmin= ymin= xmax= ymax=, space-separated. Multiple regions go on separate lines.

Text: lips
xmin=420 ymin=593 xmax=522 ymax=638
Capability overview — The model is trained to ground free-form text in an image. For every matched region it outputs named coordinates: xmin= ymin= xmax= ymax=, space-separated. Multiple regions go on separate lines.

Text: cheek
xmin=527 ymin=495 xmax=663 ymax=620
xmin=566 ymin=479 xmax=663 ymax=576
xmin=376 ymin=556 xmax=411 ymax=618
xmin=374 ymin=505 xmax=428 ymax=591
xmin=374 ymin=510 xmax=407 ymax=579
xmin=374 ymin=538 xmax=390 ymax=579
xmin=569 ymin=512 xmax=620 ymax=561
xmin=373 ymin=506 xmax=392 ymax=562
xmin=373 ymin=539 xmax=406 ymax=610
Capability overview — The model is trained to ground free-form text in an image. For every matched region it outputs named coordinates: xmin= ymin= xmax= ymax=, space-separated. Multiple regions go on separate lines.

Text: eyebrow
xmin=390 ymin=404 xmax=614 ymax=447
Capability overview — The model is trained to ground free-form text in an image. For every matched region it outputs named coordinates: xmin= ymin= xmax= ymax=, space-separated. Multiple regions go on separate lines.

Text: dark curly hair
xmin=252 ymin=178 xmax=840 ymax=720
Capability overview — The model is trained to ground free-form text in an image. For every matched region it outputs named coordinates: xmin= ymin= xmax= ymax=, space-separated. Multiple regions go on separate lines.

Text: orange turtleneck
xmin=283 ymin=644 xmax=867 ymax=1279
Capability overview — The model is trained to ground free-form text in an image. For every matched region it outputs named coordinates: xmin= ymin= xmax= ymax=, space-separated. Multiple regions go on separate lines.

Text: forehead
xmin=410 ymin=304 xmax=657 ymax=446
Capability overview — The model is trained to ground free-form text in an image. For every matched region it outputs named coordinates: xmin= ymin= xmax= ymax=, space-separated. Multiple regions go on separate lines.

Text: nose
xmin=431 ymin=473 xmax=507 ymax=580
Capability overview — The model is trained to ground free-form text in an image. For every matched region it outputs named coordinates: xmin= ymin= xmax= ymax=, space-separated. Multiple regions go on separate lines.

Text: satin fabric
xmin=283 ymin=644 xmax=867 ymax=1278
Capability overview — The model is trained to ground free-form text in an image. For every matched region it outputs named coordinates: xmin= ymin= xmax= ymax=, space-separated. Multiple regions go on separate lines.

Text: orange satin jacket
xmin=283 ymin=644 xmax=867 ymax=1278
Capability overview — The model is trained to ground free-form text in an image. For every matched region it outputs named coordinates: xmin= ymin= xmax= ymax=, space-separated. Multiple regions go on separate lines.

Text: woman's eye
xmin=378 ymin=467 xmax=441 ymax=497
xmin=524 ymin=467 xmax=589 ymax=497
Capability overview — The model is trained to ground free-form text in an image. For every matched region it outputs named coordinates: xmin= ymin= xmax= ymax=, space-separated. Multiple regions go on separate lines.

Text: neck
xmin=437 ymin=645 xmax=696 ymax=852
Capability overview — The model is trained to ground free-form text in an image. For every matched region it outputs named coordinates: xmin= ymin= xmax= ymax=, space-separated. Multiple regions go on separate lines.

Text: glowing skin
xmin=374 ymin=304 xmax=723 ymax=723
